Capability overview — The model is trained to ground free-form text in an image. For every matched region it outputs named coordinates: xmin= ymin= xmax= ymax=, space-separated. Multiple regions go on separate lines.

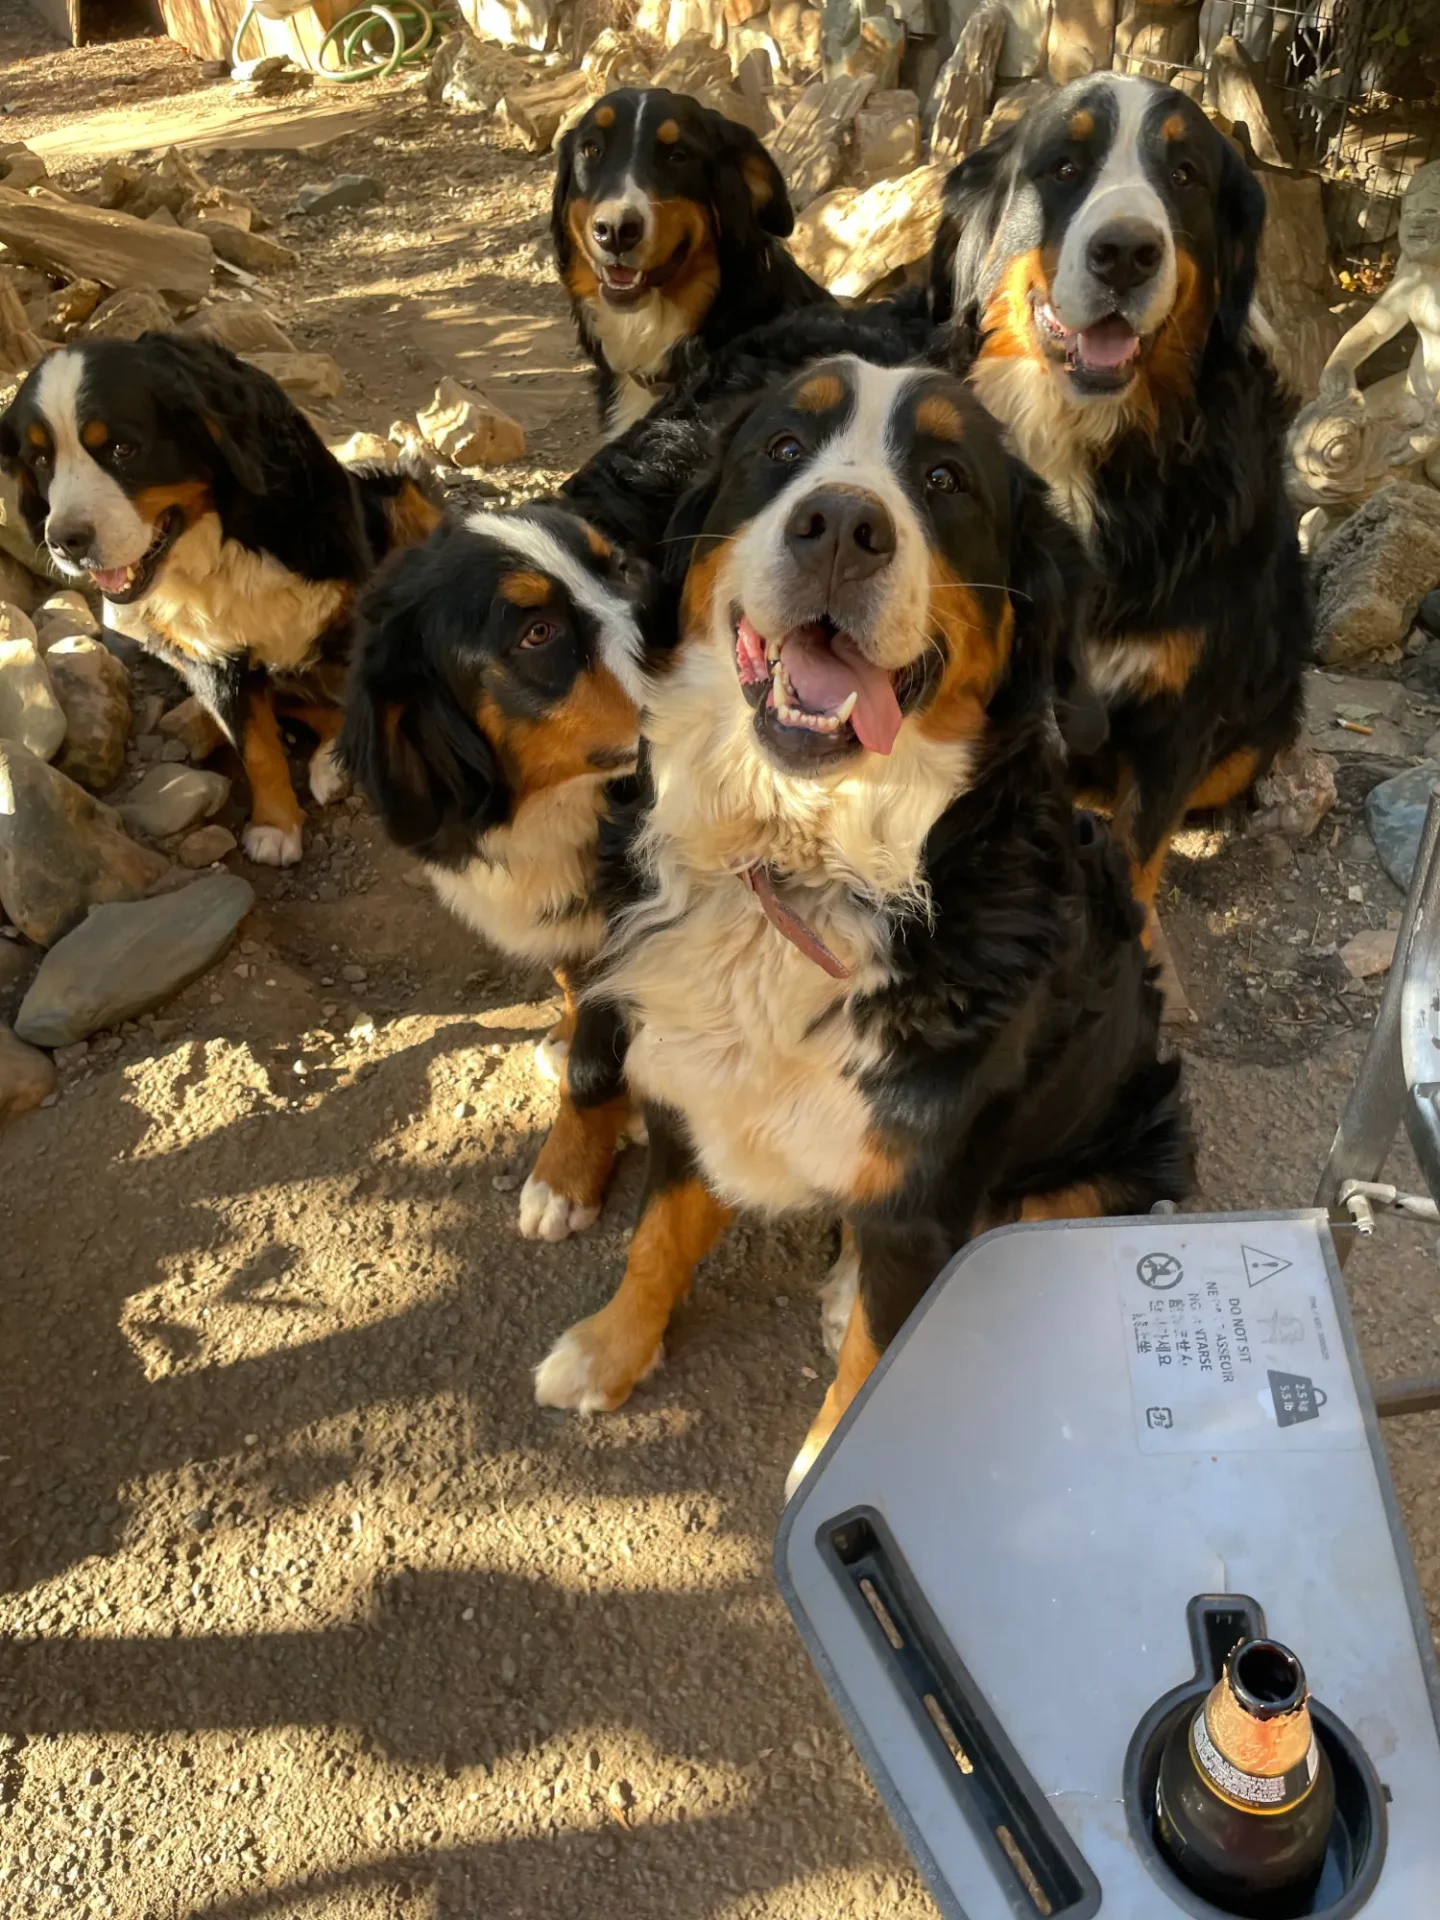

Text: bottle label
xmin=1191 ymin=1708 xmax=1320 ymax=1812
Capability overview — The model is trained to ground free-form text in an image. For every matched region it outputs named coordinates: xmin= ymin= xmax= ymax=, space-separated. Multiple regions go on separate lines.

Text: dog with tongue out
xmin=532 ymin=352 xmax=1192 ymax=1496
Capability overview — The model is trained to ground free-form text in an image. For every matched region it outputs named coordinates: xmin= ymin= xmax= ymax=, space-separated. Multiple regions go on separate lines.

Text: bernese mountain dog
xmin=928 ymin=73 xmax=1312 ymax=927
xmin=0 ymin=334 xmax=438 ymax=866
xmin=339 ymin=505 xmax=660 ymax=1243
xmin=532 ymin=355 xmax=1192 ymax=1490
xmin=553 ymin=86 xmax=833 ymax=440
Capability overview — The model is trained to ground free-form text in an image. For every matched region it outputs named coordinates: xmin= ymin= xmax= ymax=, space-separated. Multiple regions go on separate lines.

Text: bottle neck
xmin=1191 ymin=1678 xmax=1322 ymax=1815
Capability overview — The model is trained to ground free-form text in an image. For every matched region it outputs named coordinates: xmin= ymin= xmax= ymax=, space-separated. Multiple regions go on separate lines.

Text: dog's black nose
xmin=1085 ymin=218 xmax=1165 ymax=295
xmin=784 ymin=488 xmax=895 ymax=587
xmin=591 ymin=208 xmax=644 ymax=255
xmin=48 ymin=518 xmax=95 ymax=561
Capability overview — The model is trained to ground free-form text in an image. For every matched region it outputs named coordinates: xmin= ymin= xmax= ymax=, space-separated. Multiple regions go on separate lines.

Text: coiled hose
xmin=231 ymin=0 xmax=437 ymax=84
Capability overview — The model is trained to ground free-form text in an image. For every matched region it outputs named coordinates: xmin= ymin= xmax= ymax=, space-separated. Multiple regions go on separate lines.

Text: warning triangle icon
xmin=1243 ymin=1245 xmax=1291 ymax=1288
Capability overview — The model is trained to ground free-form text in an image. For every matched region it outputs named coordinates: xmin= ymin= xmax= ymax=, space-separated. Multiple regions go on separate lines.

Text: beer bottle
xmin=1155 ymin=1638 xmax=1336 ymax=1917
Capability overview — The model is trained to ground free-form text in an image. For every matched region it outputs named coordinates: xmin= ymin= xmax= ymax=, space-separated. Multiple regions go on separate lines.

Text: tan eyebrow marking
xmin=27 ymin=423 xmax=49 ymax=449
xmin=1068 ymin=109 xmax=1094 ymax=140
xmin=657 ymin=118 xmax=680 ymax=144
xmin=499 ymin=570 xmax=553 ymax=608
xmin=82 ymin=419 xmax=109 ymax=449
xmin=1162 ymin=112 xmax=1186 ymax=141
xmin=794 ymin=373 xmax=845 ymax=413
xmin=916 ymin=394 xmax=965 ymax=441
xmin=595 ymin=104 xmax=615 ymax=128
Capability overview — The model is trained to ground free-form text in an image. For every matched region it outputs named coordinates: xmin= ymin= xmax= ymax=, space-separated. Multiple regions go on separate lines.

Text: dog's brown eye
xmin=926 ymin=462 xmax=966 ymax=495
xmin=1053 ymin=157 xmax=1081 ymax=184
xmin=1171 ymin=161 xmax=1197 ymax=188
xmin=520 ymin=619 xmax=557 ymax=649
xmin=580 ymin=140 xmax=601 ymax=163
xmin=768 ymin=434 xmax=804 ymax=464
xmin=110 ymin=441 xmax=136 ymax=461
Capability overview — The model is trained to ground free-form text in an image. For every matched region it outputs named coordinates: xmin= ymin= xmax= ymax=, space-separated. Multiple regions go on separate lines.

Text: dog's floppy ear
xmin=550 ymin=124 xmax=579 ymax=274
xmin=1006 ymin=459 xmax=1106 ymax=757
xmin=928 ymin=127 xmax=1018 ymax=331
xmin=339 ymin=540 xmax=512 ymax=869
xmin=709 ymin=111 xmax=795 ymax=242
xmin=1212 ymin=135 xmax=1267 ymax=352
xmin=137 ymin=332 xmax=280 ymax=494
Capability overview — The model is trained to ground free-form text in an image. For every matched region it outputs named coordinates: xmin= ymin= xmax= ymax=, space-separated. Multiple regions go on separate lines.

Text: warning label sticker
xmin=1115 ymin=1224 xmax=1367 ymax=1454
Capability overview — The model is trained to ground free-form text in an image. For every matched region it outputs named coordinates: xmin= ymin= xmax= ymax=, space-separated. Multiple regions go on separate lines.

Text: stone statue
xmin=1289 ymin=159 xmax=1440 ymax=540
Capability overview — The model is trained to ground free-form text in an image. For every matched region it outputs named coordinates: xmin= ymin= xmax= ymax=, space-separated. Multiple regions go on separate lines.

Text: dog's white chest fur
xmin=615 ymin=872 xmax=887 ymax=1212
xmin=586 ymin=293 xmax=691 ymax=437
xmin=137 ymin=514 xmax=349 ymax=672
xmin=429 ymin=775 xmax=609 ymax=970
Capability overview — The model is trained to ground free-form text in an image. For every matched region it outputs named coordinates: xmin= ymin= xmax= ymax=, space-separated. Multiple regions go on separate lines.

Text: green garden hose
xmin=230 ymin=0 xmax=437 ymax=84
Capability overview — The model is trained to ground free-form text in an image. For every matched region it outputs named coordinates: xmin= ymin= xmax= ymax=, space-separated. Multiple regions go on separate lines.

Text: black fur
xmin=927 ymin=77 xmax=1310 ymax=868
xmin=552 ymin=88 xmax=834 ymax=432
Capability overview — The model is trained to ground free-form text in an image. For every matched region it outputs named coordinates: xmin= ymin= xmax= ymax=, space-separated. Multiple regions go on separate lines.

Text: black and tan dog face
xmin=552 ymin=87 xmax=791 ymax=313
xmin=932 ymin=74 xmax=1264 ymax=405
xmin=340 ymin=508 xmax=653 ymax=868
xmin=0 ymin=337 xmax=266 ymax=602
xmin=676 ymin=357 xmax=1029 ymax=779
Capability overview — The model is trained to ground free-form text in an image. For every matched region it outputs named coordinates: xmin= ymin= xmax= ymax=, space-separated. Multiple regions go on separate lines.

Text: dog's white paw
xmin=624 ymin=1109 xmax=649 ymax=1147
xmin=534 ymin=1033 xmax=569 ymax=1085
xmin=308 ymin=739 xmax=349 ymax=806
xmin=785 ymin=1432 xmax=826 ymax=1503
xmin=534 ymin=1319 xmax=662 ymax=1413
xmin=819 ymin=1233 xmax=860 ymax=1360
xmin=243 ymin=822 xmax=303 ymax=868
xmin=517 ymin=1175 xmax=599 ymax=1243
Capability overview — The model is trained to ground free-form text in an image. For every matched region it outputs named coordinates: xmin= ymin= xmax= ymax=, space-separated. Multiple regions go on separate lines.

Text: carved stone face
xmin=1399 ymin=160 xmax=1440 ymax=263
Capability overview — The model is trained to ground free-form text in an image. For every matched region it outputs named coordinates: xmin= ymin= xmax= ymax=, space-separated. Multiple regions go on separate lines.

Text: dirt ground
xmin=3 ymin=21 xmax=1440 ymax=1920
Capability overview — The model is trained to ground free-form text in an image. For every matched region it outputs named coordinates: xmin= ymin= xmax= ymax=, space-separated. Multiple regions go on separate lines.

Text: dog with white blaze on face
xmin=533 ymin=355 xmax=1193 ymax=1493
xmin=0 ymin=334 xmax=438 ymax=866
xmin=928 ymin=72 xmax=1313 ymax=937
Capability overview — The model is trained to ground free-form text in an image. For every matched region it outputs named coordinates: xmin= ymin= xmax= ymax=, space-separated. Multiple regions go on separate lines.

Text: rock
xmin=0 ymin=552 xmax=46 ymax=617
xmin=790 ymin=163 xmax=947 ymax=298
xmin=25 ymin=276 xmax=102 ymax=337
xmin=0 ymin=743 xmax=170 ymax=946
xmin=97 ymin=158 xmax=144 ymax=210
xmin=194 ymin=221 xmax=298 ymax=273
xmin=118 ymin=764 xmax=231 ymax=838
xmin=1418 ymin=588 xmax=1440 ymax=638
xmin=332 ymin=430 xmax=399 ymax=466
xmin=1339 ymin=927 xmax=1399 ymax=980
xmin=0 ymin=188 xmax=213 ymax=302
xmin=180 ymin=299 xmax=295 ymax=355
xmin=157 ymin=696 xmax=224 ymax=760
xmin=1047 ymin=0 xmax=1115 ymax=84
xmin=46 ymin=637 xmax=131 ymax=793
xmin=428 ymin=32 xmax=504 ymax=110
xmin=0 ymin=637 xmax=66 ymax=761
xmin=1210 ymin=32 xmax=1294 ymax=168
xmin=771 ymin=74 xmax=875 ymax=210
xmin=243 ymin=351 xmax=344 ymax=404
xmin=83 ymin=284 xmax=174 ymax=342
xmin=497 ymin=70 xmax=593 ymax=154
xmin=929 ymin=0 xmax=1007 ymax=163
xmin=581 ymin=28 xmax=651 ymax=91
xmin=458 ymin=0 xmax=558 ymax=51
xmin=0 ymin=276 xmax=45 ymax=378
xmin=0 ymin=602 xmax=39 ymax=647
xmin=831 ymin=8 xmax=905 ymax=88
xmin=1313 ymin=482 xmax=1440 ymax=665
xmin=184 ymin=202 xmax=252 ymax=235
xmin=1 ymin=149 xmax=48 ymax=193
xmin=14 ymin=874 xmax=254 ymax=1047
xmin=178 ymin=823 xmax=237 ymax=867
xmin=1253 ymin=168 xmax=1344 ymax=399
xmin=1366 ymin=763 xmax=1440 ymax=890
xmin=0 ymin=1024 xmax=55 ymax=1124
xmin=771 ymin=0 xmax=823 ymax=73
xmin=293 ymin=175 xmax=385 ymax=217
xmin=849 ymin=90 xmax=920 ymax=185
xmin=37 ymin=613 xmax=97 ymax=652
xmin=37 ymin=590 xmax=98 ymax=636
xmin=146 ymin=206 xmax=181 ymax=228
xmin=417 ymin=377 xmax=526 ymax=468
xmin=1248 ymin=744 xmax=1337 ymax=840
xmin=160 ymin=738 xmax=190 ymax=763
xmin=0 ymin=934 xmax=35 ymax=1000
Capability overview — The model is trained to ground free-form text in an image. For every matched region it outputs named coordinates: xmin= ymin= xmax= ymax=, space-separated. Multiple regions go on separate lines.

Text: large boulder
xmin=15 ymin=874 xmax=254 ymax=1047
xmin=47 ymin=635 xmax=131 ymax=793
xmin=0 ymin=743 xmax=169 ymax=946
xmin=0 ymin=633 xmax=66 ymax=761
xmin=1313 ymin=481 xmax=1440 ymax=664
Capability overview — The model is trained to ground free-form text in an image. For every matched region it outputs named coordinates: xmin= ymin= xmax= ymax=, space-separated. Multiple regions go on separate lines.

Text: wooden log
xmin=0 ymin=278 xmax=45 ymax=378
xmin=1208 ymin=32 xmax=1296 ymax=169
xmin=771 ymin=73 xmax=875 ymax=208
xmin=928 ymin=0 xmax=1006 ymax=164
xmin=1046 ymin=0 xmax=1115 ymax=85
xmin=1114 ymin=0 xmax=1200 ymax=84
xmin=0 ymin=188 xmax=213 ymax=302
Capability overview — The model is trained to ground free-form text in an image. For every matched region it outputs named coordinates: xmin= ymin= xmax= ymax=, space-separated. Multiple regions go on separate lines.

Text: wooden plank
xmin=0 ymin=188 xmax=214 ymax=301
xmin=1046 ymin=0 xmax=1115 ymax=85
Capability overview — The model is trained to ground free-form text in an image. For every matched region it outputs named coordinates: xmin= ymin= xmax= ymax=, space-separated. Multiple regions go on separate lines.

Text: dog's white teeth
xmin=834 ymin=691 xmax=858 ymax=724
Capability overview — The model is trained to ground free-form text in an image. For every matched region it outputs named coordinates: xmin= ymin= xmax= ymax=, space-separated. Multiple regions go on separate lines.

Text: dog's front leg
xmin=239 ymin=680 xmax=305 ymax=868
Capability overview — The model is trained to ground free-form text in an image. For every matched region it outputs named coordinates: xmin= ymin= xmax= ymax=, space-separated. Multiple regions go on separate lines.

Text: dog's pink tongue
xmin=781 ymin=628 xmax=902 ymax=756
xmin=1076 ymin=315 xmax=1140 ymax=369
xmin=91 ymin=566 xmax=130 ymax=595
